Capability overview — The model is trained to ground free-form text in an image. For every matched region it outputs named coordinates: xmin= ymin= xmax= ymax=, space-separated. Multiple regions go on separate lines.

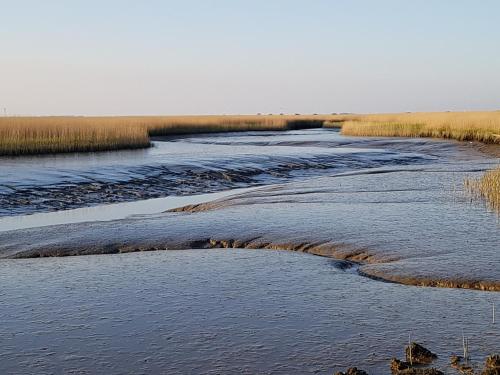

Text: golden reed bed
xmin=465 ymin=168 xmax=500 ymax=214
xmin=0 ymin=115 xmax=334 ymax=156
xmin=2 ymin=111 xmax=499 ymax=156
xmin=331 ymin=111 xmax=500 ymax=144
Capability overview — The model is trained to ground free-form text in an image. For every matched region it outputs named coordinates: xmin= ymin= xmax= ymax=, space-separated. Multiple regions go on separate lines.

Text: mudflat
xmin=1 ymin=129 xmax=498 ymax=374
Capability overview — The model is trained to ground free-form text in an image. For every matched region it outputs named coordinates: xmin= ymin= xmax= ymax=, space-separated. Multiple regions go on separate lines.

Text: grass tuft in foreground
xmin=465 ymin=167 xmax=500 ymax=214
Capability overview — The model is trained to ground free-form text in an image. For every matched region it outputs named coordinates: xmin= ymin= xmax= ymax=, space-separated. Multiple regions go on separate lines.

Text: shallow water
xmin=0 ymin=129 xmax=448 ymax=216
xmin=0 ymin=249 xmax=498 ymax=375
xmin=3 ymin=159 xmax=498 ymax=289
xmin=0 ymin=187 xmax=256 ymax=232
xmin=1 ymin=130 xmax=499 ymax=374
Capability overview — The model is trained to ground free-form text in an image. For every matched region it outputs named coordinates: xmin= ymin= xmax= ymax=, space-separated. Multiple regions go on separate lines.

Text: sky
xmin=1 ymin=0 xmax=500 ymax=116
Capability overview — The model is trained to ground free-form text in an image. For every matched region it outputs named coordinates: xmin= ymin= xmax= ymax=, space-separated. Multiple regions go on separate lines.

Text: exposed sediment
xmin=359 ymin=268 xmax=500 ymax=292
xmin=2 ymin=228 xmax=499 ymax=291
xmin=0 ymin=134 xmax=432 ymax=217
xmin=1 ymin=152 xmax=499 ymax=292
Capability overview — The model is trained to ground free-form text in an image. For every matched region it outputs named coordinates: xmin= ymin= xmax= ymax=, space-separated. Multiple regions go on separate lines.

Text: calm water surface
xmin=1 ymin=130 xmax=499 ymax=375
xmin=1 ymin=249 xmax=498 ymax=375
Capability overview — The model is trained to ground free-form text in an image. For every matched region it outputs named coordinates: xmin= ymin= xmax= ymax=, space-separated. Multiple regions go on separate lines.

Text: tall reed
xmin=0 ymin=115 xmax=332 ymax=156
xmin=464 ymin=167 xmax=500 ymax=214
xmin=3 ymin=112 xmax=500 ymax=156
xmin=336 ymin=111 xmax=500 ymax=144
xmin=0 ymin=117 xmax=151 ymax=156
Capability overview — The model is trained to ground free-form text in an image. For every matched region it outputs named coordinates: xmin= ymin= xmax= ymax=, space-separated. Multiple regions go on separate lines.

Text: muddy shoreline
xmin=1 ymin=131 xmax=499 ymax=294
xmin=5 ymin=129 xmax=494 ymax=218
xmin=3 ymin=235 xmax=498 ymax=292
xmin=469 ymin=141 xmax=500 ymax=158
xmin=2 ymin=171 xmax=499 ymax=291
xmin=0 ymin=134 xmax=434 ymax=217
xmin=1 ymin=128 xmax=499 ymax=375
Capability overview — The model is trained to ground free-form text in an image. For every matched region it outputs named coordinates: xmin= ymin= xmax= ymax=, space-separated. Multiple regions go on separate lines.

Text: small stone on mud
xmin=406 ymin=343 xmax=438 ymax=364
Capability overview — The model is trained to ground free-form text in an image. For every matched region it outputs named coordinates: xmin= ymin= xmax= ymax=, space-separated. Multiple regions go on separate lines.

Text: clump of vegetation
xmin=337 ymin=111 xmax=500 ymax=144
xmin=482 ymin=354 xmax=500 ymax=375
xmin=322 ymin=119 xmax=344 ymax=128
xmin=389 ymin=342 xmax=442 ymax=375
xmin=405 ymin=342 xmax=438 ymax=365
xmin=390 ymin=359 xmax=443 ymax=375
xmin=465 ymin=167 xmax=500 ymax=214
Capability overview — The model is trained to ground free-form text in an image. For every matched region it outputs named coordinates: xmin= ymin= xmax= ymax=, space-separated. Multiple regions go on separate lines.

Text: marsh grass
xmin=3 ymin=112 xmax=500 ymax=156
xmin=464 ymin=167 xmax=500 ymax=214
xmin=322 ymin=120 xmax=344 ymax=129
xmin=0 ymin=117 xmax=151 ymax=156
xmin=146 ymin=115 xmax=327 ymax=135
xmin=0 ymin=115 xmax=332 ymax=156
xmin=337 ymin=111 xmax=500 ymax=144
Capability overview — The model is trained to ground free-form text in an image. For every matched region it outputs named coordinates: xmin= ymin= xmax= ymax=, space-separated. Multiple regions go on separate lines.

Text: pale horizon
xmin=2 ymin=0 xmax=500 ymax=116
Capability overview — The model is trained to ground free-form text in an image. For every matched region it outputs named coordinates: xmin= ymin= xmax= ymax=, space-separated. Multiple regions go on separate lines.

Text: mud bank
xmin=3 ymin=235 xmax=497 ymax=291
xmin=1 ymin=129 xmax=465 ymax=217
xmin=2 ymin=161 xmax=499 ymax=291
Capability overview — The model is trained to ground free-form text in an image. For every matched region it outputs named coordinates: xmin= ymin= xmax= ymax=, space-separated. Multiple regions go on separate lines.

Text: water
xmin=1 ymin=129 xmax=499 ymax=374
xmin=0 ymin=250 xmax=498 ymax=375
xmin=0 ymin=187 xmax=256 ymax=232
xmin=3 ymin=160 xmax=498 ymax=289
xmin=0 ymin=129 xmax=445 ymax=216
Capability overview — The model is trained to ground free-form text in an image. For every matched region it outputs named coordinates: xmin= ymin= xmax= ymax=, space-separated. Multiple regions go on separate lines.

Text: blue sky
xmin=1 ymin=0 xmax=499 ymax=115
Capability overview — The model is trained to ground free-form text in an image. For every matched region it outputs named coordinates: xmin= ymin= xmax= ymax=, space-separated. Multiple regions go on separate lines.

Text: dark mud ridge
xmin=0 ymin=151 xmax=428 ymax=217
xmin=2 ymin=233 xmax=499 ymax=292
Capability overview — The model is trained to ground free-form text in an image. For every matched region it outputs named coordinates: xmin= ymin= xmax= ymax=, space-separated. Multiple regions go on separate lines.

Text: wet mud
xmin=0 ymin=129 xmax=463 ymax=216
xmin=1 ymin=160 xmax=499 ymax=290
xmin=1 ymin=129 xmax=499 ymax=375
xmin=1 ymin=249 xmax=498 ymax=374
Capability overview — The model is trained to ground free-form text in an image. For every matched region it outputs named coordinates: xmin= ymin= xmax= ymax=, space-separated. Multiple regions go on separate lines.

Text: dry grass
xmin=322 ymin=120 xmax=344 ymax=129
xmin=0 ymin=115 xmax=335 ymax=156
xmin=465 ymin=167 xmax=500 ymax=214
xmin=144 ymin=115 xmax=328 ymax=136
xmin=334 ymin=111 xmax=500 ymax=144
xmin=3 ymin=112 xmax=500 ymax=156
xmin=0 ymin=117 xmax=151 ymax=156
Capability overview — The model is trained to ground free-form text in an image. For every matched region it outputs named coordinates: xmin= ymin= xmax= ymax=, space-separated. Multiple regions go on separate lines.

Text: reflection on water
xmin=0 ymin=187 xmax=255 ymax=232
xmin=0 ymin=250 xmax=498 ymax=375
